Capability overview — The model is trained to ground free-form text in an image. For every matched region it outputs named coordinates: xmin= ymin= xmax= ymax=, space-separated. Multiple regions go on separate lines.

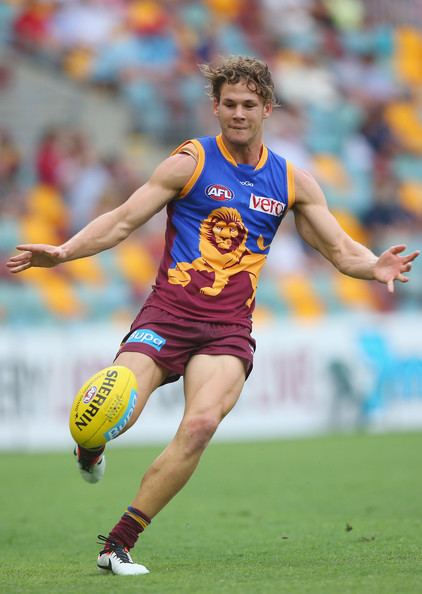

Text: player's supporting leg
xmin=130 ymin=354 xmax=246 ymax=516
xmin=99 ymin=353 xmax=246 ymax=575
xmin=76 ymin=352 xmax=167 ymax=484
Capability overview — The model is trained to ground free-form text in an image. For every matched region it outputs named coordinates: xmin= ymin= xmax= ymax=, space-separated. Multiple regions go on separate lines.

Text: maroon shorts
xmin=116 ymin=306 xmax=256 ymax=384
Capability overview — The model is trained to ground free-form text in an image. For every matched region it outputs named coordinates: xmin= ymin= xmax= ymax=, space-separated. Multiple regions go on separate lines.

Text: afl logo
xmin=205 ymin=184 xmax=234 ymax=201
xmin=83 ymin=385 xmax=97 ymax=404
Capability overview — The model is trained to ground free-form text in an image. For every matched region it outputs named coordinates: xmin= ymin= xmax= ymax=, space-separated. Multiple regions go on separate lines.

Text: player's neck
xmin=219 ymin=133 xmax=264 ymax=167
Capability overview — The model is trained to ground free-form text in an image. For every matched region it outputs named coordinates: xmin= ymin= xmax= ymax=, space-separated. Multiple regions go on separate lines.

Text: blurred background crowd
xmin=0 ymin=0 xmax=421 ymax=326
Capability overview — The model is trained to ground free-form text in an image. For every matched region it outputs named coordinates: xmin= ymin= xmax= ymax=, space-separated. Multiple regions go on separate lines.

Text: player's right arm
xmin=292 ymin=167 xmax=419 ymax=292
xmin=6 ymin=152 xmax=197 ymax=273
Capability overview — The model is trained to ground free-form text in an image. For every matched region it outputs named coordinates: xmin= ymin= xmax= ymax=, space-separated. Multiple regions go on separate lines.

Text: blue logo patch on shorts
xmin=126 ymin=328 xmax=166 ymax=351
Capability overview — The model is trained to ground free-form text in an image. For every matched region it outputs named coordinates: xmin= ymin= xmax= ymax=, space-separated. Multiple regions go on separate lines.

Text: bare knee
xmin=179 ymin=414 xmax=220 ymax=455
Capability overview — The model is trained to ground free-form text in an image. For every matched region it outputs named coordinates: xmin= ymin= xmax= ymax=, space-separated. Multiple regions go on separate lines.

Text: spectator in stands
xmin=2 ymin=0 xmax=422 ymax=322
xmin=13 ymin=0 xmax=54 ymax=54
xmin=265 ymin=104 xmax=313 ymax=170
xmin=360 ymin=103 xmax=399 ymax=158
xmin=49 ymin=0 xmax=122 ymax=52
xmin=361 ymin=172 xmax=415 ymax=241
xmin=35 ymin=126 xmax=68 ymax=188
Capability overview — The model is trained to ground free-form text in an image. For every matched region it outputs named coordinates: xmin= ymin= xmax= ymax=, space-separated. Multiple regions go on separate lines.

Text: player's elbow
xmin=331 ymin=239 xmax=368 ymax=276
xmin=116 ymin=219 xmax=134 ymax=242
xmin=323 ymin=238 xmax=351 ymax=272
xmin=113 ymin=205 xmax=139 ymax=241
xmin=330 ymin=248 xmax=347 ymax=272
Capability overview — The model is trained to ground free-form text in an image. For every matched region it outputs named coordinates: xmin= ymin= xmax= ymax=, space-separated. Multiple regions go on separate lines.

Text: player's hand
xmin=373 ymin=244 xmax=420 ymax=293
xmin=6 ymin=244 xmax=66 ymax=273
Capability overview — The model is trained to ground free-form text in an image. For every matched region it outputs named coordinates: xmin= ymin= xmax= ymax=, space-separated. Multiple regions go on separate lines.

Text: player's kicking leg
xmin=73 ymin=352 xmax=167 ymax=484
xmin=75 ymin=445 xmax=106 ymax=483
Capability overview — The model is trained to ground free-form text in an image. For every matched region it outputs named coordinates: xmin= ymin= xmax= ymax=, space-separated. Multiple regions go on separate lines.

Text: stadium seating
xmin=1 ymin=0 xmax=421 ymax=324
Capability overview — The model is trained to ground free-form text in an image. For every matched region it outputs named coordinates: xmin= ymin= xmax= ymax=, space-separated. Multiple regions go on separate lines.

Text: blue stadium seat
xmin=0 ymin=281 xmax=54 ymax=324
xmin=74 ymin=282 xmax=133 ymax=320
xmin=0 ymin=218 xmax=21 ymax=253
xmin=393 ymin=155 xmax=422 ymax=182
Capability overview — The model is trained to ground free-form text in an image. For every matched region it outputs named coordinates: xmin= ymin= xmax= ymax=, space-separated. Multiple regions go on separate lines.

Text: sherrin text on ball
xmin=69 ymin=365 xmax=138 ymax=448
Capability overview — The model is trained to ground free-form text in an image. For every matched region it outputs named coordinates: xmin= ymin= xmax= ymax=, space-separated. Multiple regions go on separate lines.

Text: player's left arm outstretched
xmin=292 ymin=167 xmax=420 ymax=293
xmin=6 ymin=152 xmax=196 ymax=274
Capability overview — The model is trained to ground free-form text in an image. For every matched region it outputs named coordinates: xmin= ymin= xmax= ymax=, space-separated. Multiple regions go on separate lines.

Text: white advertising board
xmin=0 ymin=313 xmax=421 ymax=450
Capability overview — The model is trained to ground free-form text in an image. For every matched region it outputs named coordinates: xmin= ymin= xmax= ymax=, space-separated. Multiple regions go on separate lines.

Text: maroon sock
xmin=77 ymin=445 xmax=105 ymax=464
xmin=107 ymin=506 xmax=151 ymax=550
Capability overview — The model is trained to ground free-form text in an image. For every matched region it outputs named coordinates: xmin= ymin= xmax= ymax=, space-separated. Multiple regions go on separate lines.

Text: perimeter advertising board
xmin=0 ymin=314 xmax=421 ymax=450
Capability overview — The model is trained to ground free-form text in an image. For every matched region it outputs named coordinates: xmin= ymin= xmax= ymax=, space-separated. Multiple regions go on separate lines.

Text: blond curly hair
xmin=199 ymin=55 xmax=277 ymax=106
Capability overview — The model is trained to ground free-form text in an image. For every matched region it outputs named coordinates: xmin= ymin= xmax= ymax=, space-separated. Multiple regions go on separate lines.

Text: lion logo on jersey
xmin=168 ymin=207 xmax=267 ymax=307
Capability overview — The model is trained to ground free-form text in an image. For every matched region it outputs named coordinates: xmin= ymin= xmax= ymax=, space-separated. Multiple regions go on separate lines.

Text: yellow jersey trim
xmin=216 ymin=134 xmax=237 ymax=166
xmin=255 ymin=145 xmax=268 ymax=169
xmin=216 ymin=134 xmax=268 ymax=170
xmin=171 ymin=139 xmax=205 ymax=198
xmin=286 ymin=160 xmax=296 ymax=208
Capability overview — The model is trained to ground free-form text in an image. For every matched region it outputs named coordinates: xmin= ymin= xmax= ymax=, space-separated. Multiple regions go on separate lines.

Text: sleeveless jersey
xmin=144 ymin=134 xmax=295 ymax=327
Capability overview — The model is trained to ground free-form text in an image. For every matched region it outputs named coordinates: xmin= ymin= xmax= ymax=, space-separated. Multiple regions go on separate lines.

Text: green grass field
xmin=2 ymin=431 xmax=422 ymax=594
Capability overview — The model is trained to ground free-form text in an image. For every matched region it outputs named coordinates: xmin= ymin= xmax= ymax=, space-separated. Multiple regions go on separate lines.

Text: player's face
xmin=213 ymin=81 xmax=272 ymax=147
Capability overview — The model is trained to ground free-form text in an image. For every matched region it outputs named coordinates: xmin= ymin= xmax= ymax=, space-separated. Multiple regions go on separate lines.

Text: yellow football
xmin=69 ymin=365 xmax=138 ymax=448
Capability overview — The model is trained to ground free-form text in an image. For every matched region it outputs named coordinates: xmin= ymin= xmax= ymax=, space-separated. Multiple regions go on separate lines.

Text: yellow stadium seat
xmin=252 ymin=305 xmax=274 ymax=325
xmin=66 ymin=257 xmax=105 ymax=285
xmin=384 ymin=102 xmax=422 ymax=153
xmin=127 ymin=0 xmax=167 ymax=29
xmin=115 ymin=240 xmax=156 ymax=290
xmin=18 ymin=268 xmax=83 ymax=317
xmin=36 ymin=274 xmax=84 ymax=318
xmin=280 ymin=274 xmax=324 ymax=319
xmin=18 ymin=267 xmax=53 ymax=284
xmin=394 ymin=27 xmax=422 ymax=86
xmin=26 ymin=184 xmax=69 ymax=229
xmin=399 ymin=181 xmax=422 ymax=215
xmin=334 ymin=276 xmax=376 ymax=310
xmin=63 ymin=47 xmax=94 ymax=81
xmin=205 ymin=0 xmax=241 ymax=20
xmin=331 ymin=209 xmax=368 ymax=244
xmin=19 ymin=215 xmax=61 ymax=245
xmin=312 ymin=154 xmax=351 ymax=191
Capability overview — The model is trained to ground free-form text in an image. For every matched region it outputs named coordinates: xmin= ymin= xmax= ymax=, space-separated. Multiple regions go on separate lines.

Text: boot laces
xmin=97 ymin=535 xmax=132 ymax=563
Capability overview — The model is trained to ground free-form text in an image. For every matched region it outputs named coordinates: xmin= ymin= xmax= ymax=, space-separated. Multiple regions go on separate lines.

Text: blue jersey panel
xmin=147 ymin=135 xmax=292 ymax=325
xmin=169 ymin=135 xmax=289 ymax=267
